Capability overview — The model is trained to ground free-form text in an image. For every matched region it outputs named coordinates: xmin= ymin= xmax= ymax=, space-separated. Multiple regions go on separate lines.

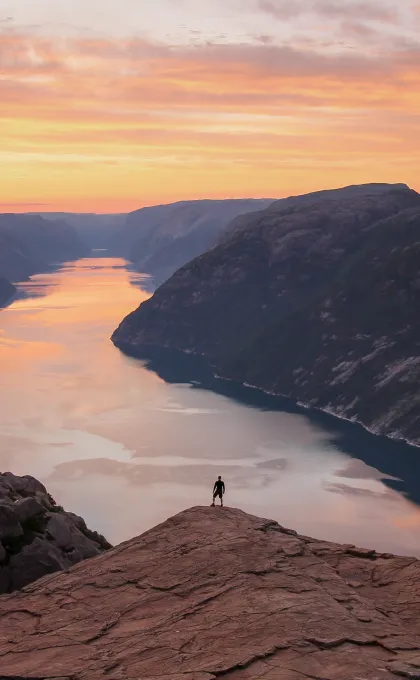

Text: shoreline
xmin=112 ymin=337 xmax=420 ymax=453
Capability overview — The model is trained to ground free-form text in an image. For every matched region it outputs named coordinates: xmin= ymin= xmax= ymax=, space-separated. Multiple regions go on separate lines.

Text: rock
xmin=0 ymin=506 xmax=419 ymax=679
xmin=13 ymin=497 xmax=46 ymax=524
xmin=0 ymin=473 xmax=111 ymax=594
xmin=1 ymin=472 xmax=47 ymax=496
xmin=112 ymin=183 xmax=420 ymax=445
xmin=8 ymin=537 xmax=68 ymax=591
xmin=0 ymin=503 xmax=23 ymax=541
xmin=46 ymin=514 xmax=102 ymax=561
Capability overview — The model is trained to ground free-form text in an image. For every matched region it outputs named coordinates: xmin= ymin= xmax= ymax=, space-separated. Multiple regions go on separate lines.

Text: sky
xmin=1 ymin=0 xmax=419 ymax=212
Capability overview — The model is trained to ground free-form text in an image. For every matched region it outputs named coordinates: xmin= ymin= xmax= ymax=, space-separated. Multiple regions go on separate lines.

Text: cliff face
xmin=112 ymin=183 xmax=420 ymax=444
xmin=0 ymin=214 xmax=88 ymax=283
xmin=1 ymin=506 xmax=420 ymax=679
xmin=114 ymin=199 xmax=274 ymax=285
xmin=0 ymin=472 xmax=111 ymax=594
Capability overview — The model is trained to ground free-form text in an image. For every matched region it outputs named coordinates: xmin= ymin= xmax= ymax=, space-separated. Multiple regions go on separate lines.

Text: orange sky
xmin=1 ymin=0 xmax=420 ymax=212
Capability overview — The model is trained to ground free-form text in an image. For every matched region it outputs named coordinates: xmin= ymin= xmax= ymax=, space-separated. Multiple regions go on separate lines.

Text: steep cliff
xmin=0 ymin=472 xmax=111 ymax=594
xmin=1 ymin=506 xmax=420 ymax=679
xmin=112 ymin=183 xmax=420 ymax=444
xmin=115 ymin=199 xmax=273 ymax=285
xmin=0 ymin=214 xmax=88 ymax=283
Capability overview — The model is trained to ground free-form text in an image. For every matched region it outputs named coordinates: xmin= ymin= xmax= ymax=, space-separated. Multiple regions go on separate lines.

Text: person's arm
xmin=213 ymin=482 xmax=217 ymax=492
xmin=222 ymin=482 xmax=225 ymax=494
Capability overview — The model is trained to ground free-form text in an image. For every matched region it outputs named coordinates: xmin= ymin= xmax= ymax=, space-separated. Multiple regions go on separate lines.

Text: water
xmin=1 ymin=257 xmax=420 ymax=556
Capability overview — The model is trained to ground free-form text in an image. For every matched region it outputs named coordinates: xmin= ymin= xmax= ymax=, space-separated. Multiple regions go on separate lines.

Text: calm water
xmin=1 ymin=257 xmax=420 ymax=556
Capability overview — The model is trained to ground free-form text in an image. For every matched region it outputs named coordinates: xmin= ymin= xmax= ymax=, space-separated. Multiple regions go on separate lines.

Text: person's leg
xmin=211 ymin=493 xmax=216 ymax=506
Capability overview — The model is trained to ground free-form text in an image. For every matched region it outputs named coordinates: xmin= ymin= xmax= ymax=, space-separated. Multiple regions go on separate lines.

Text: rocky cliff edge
xmin=1 ymin=506 xmax=420 ymax=679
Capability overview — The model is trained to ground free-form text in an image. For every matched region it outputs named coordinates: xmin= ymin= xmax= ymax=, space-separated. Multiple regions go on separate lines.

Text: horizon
xmin=1 ymin=0 xmax=420 ymax=211
xmin=1 ymin=181 xmax=416 ymax=215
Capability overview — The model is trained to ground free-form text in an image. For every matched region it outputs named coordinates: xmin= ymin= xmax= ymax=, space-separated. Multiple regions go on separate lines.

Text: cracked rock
xmin=0 ymin=506 xmax=419 ymax=679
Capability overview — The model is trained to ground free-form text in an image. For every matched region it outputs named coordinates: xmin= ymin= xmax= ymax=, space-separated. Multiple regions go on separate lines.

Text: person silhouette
xmin=211 ymin=476 xmax=225 ymax=507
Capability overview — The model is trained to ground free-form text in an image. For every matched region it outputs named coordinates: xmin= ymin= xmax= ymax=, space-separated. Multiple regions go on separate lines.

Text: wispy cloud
xmin=0 ymin=3 xmax=419 ymax=211
xmin=259 ymin=0 xmax=398 ymax=22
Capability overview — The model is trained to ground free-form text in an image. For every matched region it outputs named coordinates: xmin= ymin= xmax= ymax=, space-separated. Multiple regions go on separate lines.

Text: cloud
xmin=259 ymin=0 xmax=398 ymax=22
xmin=323 ymin=481 xmax=398 ymax=500
xmin=0 ymin=202 xmax=51 ymax=207
xmin=0 ymin=29 xmax=419 ymax=210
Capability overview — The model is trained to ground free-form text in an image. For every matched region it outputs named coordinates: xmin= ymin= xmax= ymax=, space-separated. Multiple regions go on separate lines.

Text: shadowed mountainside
xmin=114 ymin=198 xmax=274 ymax=285
xmin=112 ymin=183 xmax=420 ymax=444
xmin=0 ymin=214 xmax=88 ymax=288
xmin=1 ymin=505 xmax=420 ymax=678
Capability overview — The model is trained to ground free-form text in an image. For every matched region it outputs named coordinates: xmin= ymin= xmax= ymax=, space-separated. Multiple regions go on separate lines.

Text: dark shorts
xmin=213 ymin=491 xmax=223 ymax=499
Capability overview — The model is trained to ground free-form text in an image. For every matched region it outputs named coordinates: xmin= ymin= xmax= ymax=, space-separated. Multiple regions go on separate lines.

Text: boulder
xmin=0 ymin=502 xmax=23 ymax=541
xmin=13 ymin=497 xmax=46 ymax=524
xmin=8 ymin=537 xmax=68 ymax=591
xmin=46 ymin=514 xmax=101 ymax=561
xmin=1 ymin=472 xmax=47 ymax=496
xmin=0 ymin=473 xmax=111 ymax=594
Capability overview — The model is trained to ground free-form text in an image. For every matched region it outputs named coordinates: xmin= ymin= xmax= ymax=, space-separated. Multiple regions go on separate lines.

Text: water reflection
xmin=0 ymin=257 xmax=420 ymax=556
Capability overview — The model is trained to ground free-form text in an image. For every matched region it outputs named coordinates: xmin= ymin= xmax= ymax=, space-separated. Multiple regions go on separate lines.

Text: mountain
xmin=112 ymin=183 xmax=420 ymax=444
xmin=0 ymin=472 xmax=111 ymax=594
xmin=35 ymin=212 xmax=126 ymax=250
xmin=0 ymin=277 xmax=16 ymax=306
xmin=114 ymin=199 xmax=274 ymax=285
xmin=1 ymin=505 xmax=420 ymax=678
xmin=0 ymin=213 xmax=88 ymax=284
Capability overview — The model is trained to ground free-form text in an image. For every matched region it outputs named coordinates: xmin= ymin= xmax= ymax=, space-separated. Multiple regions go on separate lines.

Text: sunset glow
xmin=1 ymin=0 xmax=419 ymax=211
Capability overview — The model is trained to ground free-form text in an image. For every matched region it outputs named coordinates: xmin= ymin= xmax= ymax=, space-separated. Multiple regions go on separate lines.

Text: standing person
xmin=211 ymin=476 xmax=225 ymax=507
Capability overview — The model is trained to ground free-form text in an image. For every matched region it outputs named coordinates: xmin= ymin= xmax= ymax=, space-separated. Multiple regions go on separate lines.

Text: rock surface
xmin=112 ymin=183 xmax=420 ymax=444
xmin=1 ymin=506 xmax=420 ymax=679
xmin=114 ymin=199 xmax=273 ymax=286
xmin=0 ymin=472 xmax=111 ymax=594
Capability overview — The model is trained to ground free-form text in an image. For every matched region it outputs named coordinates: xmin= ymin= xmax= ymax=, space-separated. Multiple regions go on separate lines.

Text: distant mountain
xmin=36 ymin=213 xmax=126 ymax=250
xmin=114 ymin=199 xmax=274 ymax=285
xmin=112 ymin=183 xmax=420 ymax=445
xmin=0 ymin=214 xmax=88 ymax=285
xmin=0 ymin=277 xmax=16 ymax=306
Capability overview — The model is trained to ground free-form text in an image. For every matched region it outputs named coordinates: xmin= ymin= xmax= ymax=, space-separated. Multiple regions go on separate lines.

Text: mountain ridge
xmin=112 ymin=183 xmax=420 ymax=445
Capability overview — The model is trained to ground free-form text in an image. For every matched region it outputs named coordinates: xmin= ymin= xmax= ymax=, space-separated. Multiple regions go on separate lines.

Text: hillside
xmin=115 ymin=199 xmax=274 ymax=285
xmin=112 ymin=183 xmax=420 ymax=444
xmin=0 ymin=214 xmax=88 ymax=284
xmin=1 ymin=505 xmax=420 ymax=678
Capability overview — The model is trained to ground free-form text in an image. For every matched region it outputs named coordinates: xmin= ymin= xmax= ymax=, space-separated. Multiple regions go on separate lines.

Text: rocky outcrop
xmin=114 ymin=199 xmax=273 ymax=285
xmin=0 ymin=472 xmax=111 ymax=594
xmin=0 ymin=277 xmax=15 ymax=306
xmin=0 ymin=214 xmax=88 ymax=283
xmin=0 ymin=506 xmax=420 ymax=678
xmin=112 ymin=183 xmax=420 ymax=444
